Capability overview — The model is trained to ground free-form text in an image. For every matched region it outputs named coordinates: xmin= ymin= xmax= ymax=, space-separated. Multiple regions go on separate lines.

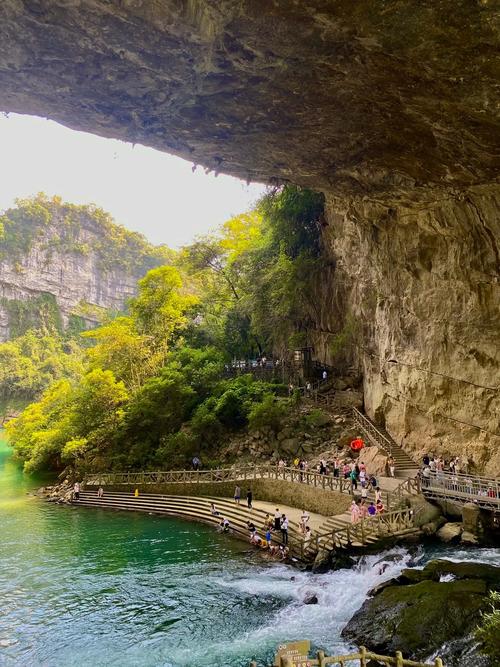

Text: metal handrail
xmin=422 ymin=470 xmax=500 ymax=509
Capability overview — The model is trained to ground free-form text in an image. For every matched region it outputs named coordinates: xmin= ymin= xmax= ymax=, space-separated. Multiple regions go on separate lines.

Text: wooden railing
xmin=307 ymin=508 xmax=417 ymax=555
xmin=84 ymin=464 xmax=354 ymax=493
xmin=352 ymin=407 xmax=396 ymax=456
xmin=422 ymin=469 xmax=500 ymax=511
xmin=386 ymin=475 xmax=421 ymax=508
xmin=251 ymin=646 xmax=443 ymax=667
xmin=84 ymin=464 xmax=423 ymax=514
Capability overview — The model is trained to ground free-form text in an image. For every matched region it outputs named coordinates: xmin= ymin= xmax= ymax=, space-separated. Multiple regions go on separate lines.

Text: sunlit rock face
xmin=320 ymin=186 xmax=500 ymax=474
xmin=0 ymin=1 xmax=498 ymax=469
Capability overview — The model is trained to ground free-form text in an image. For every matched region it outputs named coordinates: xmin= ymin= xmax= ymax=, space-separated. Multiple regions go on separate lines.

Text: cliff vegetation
xmin=7 ymin=186 xmax=338 ymax=474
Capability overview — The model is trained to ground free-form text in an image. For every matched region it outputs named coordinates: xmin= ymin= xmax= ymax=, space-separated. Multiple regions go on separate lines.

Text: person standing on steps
xmin=234 ymin=485 xmax=241 ymax=504
xmin=322 ymin=369 xmax=327 ymax=382
xmin=97 ymin=486 xmax=104 ymax=498
xmin=192 ymin=456 xmax=201 ymax=470
xmin=280 ymin=514 xmax=289 ymax=545
xmin=349 ymin=467 xmax=358 ymax=492
xmin=246 ymin=488 xmax=253 ymax=509
xmin=300 ymin=509 xmax=310 ymax=534
xmin=274 ymin=508 xmax=281 ymax=531
xmin=388 ymin=456 xmax=395 ymax=478
xmin=333 ymin=457 xmax=340 ymax=478
xmin=73 ymin=481 xmax=80 ymax=501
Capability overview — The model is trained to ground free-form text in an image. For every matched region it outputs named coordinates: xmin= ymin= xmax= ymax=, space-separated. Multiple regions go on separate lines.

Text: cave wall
xmin=319 ymin=185 xmax=500 ymax=474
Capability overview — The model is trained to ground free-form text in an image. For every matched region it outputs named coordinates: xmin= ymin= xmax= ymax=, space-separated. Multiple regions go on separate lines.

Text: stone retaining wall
xmin=97 ymin=478 xmax=351 ymax=516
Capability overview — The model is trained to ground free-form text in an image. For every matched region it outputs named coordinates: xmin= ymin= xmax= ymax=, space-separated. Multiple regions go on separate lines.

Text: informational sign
xmin=274 ymin=640 xmax=311 ymax=666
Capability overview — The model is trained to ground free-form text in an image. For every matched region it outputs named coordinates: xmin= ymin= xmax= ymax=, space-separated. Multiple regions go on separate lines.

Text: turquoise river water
xmin=1 ymin=431 xmax=499 ymax=667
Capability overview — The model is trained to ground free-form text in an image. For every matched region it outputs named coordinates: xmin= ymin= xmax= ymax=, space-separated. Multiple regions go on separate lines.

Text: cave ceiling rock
xmin=0 ymin=0 xmax=498 ymax=194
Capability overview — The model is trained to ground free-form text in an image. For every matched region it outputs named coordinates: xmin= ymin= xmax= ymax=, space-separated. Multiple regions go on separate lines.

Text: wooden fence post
xmin=317 ymin=650 xmax=326 ymax=667
xmin=359 ymin=646 xmax=367 ymax=667
xmin=395 ymin=650 xmax=403 ymax=667
xmin=434 ymin=659 xmax=443 ymax=667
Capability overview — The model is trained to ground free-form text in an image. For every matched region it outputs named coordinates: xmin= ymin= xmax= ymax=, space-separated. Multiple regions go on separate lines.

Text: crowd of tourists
xmin=421 ymin=453 xmax=498 ymax=499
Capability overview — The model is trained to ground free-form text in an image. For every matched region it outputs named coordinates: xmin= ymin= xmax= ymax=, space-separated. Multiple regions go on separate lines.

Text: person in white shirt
xmin=280 ymin=514 xmax=289 ymax=544
xmin=73 ymin=482 xmax=80 ymax=500
xmin=300 ymin=509 xmax=310 ymax=534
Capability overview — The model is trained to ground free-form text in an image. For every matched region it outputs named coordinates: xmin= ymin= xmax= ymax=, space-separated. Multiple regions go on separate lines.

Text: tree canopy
xmin=7 ymin=185 xmax=328 ymax=474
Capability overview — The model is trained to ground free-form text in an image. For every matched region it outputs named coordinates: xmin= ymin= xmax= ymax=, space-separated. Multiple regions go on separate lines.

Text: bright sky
xmin=0 ymin=113 xmax=266 ymax=247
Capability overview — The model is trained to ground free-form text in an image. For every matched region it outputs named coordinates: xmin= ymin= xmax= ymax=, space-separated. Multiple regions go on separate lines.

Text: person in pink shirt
xmin=350 ymin=500 xmax=360 ymax=523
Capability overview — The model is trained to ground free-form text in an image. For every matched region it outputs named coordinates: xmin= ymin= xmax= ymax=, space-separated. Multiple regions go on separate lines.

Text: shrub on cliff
xmin=248 ymin=394 xmax=289 ymax=436
xmin=476 ymin=591 xmax=500 ymax=662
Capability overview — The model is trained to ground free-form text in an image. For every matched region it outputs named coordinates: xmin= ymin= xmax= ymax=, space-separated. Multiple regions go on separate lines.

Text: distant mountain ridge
xmin=0 ymin=194 xmax=171 ymax=341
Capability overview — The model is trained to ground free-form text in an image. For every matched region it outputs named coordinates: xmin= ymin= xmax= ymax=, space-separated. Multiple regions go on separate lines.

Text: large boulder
xmin=405 ymin=495 xmax=443 ymax=527
xmin=280 ymin=437 xmax=300 ymax=455
xmin=436 ymin=522 xmax=463 ymax=543
xmin=344 ymin=560 xmax=499 ymax=666
xmin=357 ymin=445 xmax=387 ymax=478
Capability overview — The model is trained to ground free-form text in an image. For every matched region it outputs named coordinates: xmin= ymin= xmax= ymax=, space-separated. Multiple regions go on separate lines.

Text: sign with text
xmin=274 ymin=640 xmax=311 ymax=666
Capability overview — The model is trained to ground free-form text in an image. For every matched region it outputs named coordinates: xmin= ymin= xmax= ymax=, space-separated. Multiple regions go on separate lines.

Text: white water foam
xmin=153 ymin=547 xmax=415 ymax=666
xmin=109 ymin=545 xmax=499 ymax=667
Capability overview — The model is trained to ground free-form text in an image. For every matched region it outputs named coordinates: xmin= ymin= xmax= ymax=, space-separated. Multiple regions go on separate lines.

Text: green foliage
xmin=0 ymin=193 xmax=172 ymax=273
xmin=7 ymin=186 xmax=326 ymax=474
xmin=257 ymin=185 xmax=325 ymax=258
xmin=303 ymin=408 xmax=330 ymax=429
xmin=248 ymin=394 xmax=289 ymax=436
xmin=0 ymin=330 xmax=84 ymax=400
xmin=155 ymin=431 xmax=197 ymax=469
xmin=179 ymin=185 xmax=326 ymax=358
xmin=476 ymin=591 xmax=500 ymax=661
xmin=1 ymin=293 xmax=63 ymax=338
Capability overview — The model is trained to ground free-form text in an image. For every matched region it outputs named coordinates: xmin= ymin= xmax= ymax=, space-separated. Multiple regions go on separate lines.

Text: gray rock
xmin=436 ymin=522 xmax=463 ymax=543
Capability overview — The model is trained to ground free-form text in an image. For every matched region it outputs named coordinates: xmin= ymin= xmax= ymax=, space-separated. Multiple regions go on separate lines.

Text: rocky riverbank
xmin=37 ymin=481 xmax=74 ymax=503
xmin=342 ymin=559 xmax=500 ymax=666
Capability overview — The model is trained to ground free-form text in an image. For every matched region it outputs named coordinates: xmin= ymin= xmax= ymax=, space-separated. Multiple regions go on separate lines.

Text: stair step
xmin=75 ymin=497 xmax=304 ymax=542
xmin=79 ymin=492 xmax=303 ymax=529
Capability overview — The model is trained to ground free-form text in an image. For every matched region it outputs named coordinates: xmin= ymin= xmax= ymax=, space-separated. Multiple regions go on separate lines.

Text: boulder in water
xmin=303 ymin=592 xmax=318 ymax=605
xmin=343 ymin=559 xmax=500 ymax=665
xmin=436 ymin=522 xmax=463 ymax=543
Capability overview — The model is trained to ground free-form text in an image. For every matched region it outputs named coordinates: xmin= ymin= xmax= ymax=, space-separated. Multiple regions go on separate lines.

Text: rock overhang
xmin=0 ymin=0 xmax=499 ymax=195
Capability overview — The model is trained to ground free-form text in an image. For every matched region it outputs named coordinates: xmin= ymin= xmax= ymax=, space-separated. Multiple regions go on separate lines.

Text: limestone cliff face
xmin=0 ymin=200 xmax=165 ymax=340
xmin=317 ymin=186 xmax=500 ymax=474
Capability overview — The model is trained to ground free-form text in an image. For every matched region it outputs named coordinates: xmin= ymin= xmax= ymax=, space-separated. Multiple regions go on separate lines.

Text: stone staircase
xmin=75 ymin=491 xmax=306 ymax=559
xmin=352 ymin=408 xmax=419 ymax=479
